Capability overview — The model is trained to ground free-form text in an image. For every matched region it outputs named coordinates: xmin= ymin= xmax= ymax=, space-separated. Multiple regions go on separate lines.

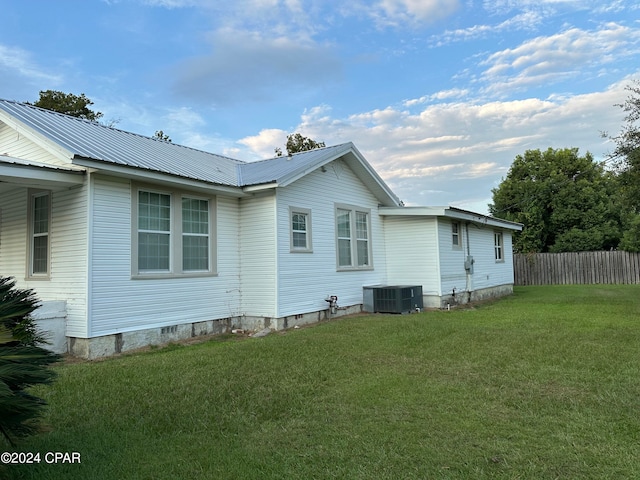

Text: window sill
xmin=337 ymin=266 xmax=374 ymax=272
xmin=26 ymin=275 xmax=50 ymax=281
xmin=132 ymin=271 xmax=219 ymax=280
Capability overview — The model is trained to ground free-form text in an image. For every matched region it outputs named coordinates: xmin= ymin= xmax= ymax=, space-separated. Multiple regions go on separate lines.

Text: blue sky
xmin=1 ymin=0 xmax=639 ymax=213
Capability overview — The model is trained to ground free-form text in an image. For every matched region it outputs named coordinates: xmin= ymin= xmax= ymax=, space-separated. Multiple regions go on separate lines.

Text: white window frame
xmin=452 ymin=221 xmax=461 ymax=249
xmin=181 ymin=196 xmax=211 ymax=272
xmin=289 ymin=207 xmax=313 ymax=253
xmin=132 ymin=184 xmax=216 ymax=278
xmin=494 ymin=231 xmax=504 ymax=262
xmin=27 ymin=189 xmax=51 ymax=279
xmin=335 ymin=204 xmax=373 ymax=271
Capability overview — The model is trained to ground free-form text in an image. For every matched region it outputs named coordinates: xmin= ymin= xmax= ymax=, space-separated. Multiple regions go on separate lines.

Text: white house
xmin=0 ymin=99 xmax=522 ymax=358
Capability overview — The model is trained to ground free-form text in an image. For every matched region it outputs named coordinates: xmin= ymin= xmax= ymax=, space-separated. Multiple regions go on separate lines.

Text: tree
xmin=153 ymin=130 xmax=172 ymax=143
xmin=30 ymin=90 xmax=103 ymax=122
xmin=605 ymin=81 xmax=640 ymax=251
xmin=0 ymin=277 xmax=59 ymax=445
xmin=275 ymin=133 xmax=326 ymax=156
xmin=489 ymin=148 xmax=621 ymax=253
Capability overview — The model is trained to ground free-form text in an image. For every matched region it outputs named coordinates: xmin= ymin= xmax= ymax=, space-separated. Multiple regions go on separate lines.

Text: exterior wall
xmin=0 ymin=184 xmax=89 ymax=337
xmin=437 ymin=218 xmax=469 ymax=301
xmin=274 ymin=159 xmax=387 ymax=317
xmin=438 ymin=218 xmax=515 ymax=306
xmin=383 ymin=216 xmax=441 ymax=301
xmin=239 ymin=192 xmax=277 ymax=318
xmin=87 ymin=174 xmax=242 ymax=337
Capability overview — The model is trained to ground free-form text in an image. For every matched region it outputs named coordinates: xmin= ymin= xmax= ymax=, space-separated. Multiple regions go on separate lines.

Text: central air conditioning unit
xmin=363 ymin=285 xmax=423 ymax=314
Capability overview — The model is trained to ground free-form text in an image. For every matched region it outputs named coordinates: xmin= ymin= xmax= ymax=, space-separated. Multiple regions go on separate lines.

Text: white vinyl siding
xmin=0 ymin=122 xmax=77 ymax=168
xmin=384 ymin=216 xmax=440 ymax=297
xmin=240 ymin=193 xmax=277 ymax=317
xmin=0 ymin=183 xmax=89 ymax=337
xmin=90 ymin=175 xmax=240 ymax=337
xmin=275 ymin=159 xmax=386 ymax=317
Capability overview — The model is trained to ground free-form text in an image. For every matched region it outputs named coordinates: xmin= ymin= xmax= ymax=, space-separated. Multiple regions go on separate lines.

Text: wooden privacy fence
xmin=514 ymin=251 xmax=640 ymax=285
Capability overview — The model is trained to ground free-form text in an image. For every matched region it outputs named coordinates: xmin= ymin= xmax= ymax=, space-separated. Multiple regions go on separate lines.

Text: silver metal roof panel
xmin=0 ymin=99 xmax=244 ymax=186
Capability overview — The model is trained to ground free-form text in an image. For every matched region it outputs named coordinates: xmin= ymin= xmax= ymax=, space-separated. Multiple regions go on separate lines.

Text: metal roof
xmin=0 ymin=99 xmax=244 ymax=186
xmin=0 ymin=99 xmax=400 ymax=205
xmin=238 ymin=144 xmax=354 ymax=186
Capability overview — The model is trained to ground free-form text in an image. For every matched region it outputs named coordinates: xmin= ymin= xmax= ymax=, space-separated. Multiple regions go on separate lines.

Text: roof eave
xmin=379 ymin=206 xmax=523 ymax=231
xmin=0 ymin=156 xmax=85 ymax=190
xmin=73 ymin=157 xmax=247 ymax=197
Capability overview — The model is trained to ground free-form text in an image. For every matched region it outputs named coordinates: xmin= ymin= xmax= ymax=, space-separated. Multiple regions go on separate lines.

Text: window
xmin=133 ymin=185 xmax=215 ymax=277
xmin=452 ymin=221 xmax=460 ymax=248
xmin=138 ymin=191 xmax=171 ymax=272
xmin=336 ymin=205 xmax=372 ymax=270
xmin=494 ymin=232 xmax=504 ymax=261
xmin=290 ymin=207 xmax=312 ymax=252
xmin=182 ymin=198 xmax=210 ymax=271
xmin=28 ymin=190 xmax=51 ymax=277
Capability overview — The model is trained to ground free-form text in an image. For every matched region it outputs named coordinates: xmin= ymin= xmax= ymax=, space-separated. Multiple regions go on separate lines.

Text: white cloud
xmin=369 ymin=0 xmax=461 ymax=26
xmin=478 ymin=23 xmax=640 ymax=95
xmin=433 ymin=10 xmax=544 ymax=46
xmin=238 ymin=77 xmax=632 ymax=211
xmin=239 ymin=128 xmax=288 ymax=157
xmin=0 ymin=44 xmax=62 ymax=88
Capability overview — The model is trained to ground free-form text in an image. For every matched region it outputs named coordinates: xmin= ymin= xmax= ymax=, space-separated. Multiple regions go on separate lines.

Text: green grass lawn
xmin=5 ymin=285 xmax=640 ymax=479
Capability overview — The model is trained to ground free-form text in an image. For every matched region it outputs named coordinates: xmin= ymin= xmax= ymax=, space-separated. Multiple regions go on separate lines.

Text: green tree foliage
xmin=30 ymin=90 xmax=103 ymax=122
xmin=275 ymin=133 xmax=326 ymax=157
xmin=606 ymin=81 xmax=640 ymax=251
xmin=489 ymin=148 xmax=620 ymax=253
xmin=0 ymin=277 xmax=59 ymax=445
xmin=153 ymin=130 xmax=172 ymax=142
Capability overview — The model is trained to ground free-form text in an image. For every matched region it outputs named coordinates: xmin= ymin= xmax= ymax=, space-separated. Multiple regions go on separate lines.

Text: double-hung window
xmin=182 ymin=198 xmax=210 ymax=271
xmin=452 ymin=221 xmax=460 ymax=248
xmin=494 ymin=231 xmax=504 ymax=262
xmin=28 ymin=189 xmax=51 ymax=277
xmin=336 ymin=205 xmax=372 ymax=270
xmin=290 ymin=207 xmax=312 ymax=252
xmin=138 ymin=191 xmax=171 ymax=272
xmin=134 ymin=185 xmax=215 ymax=277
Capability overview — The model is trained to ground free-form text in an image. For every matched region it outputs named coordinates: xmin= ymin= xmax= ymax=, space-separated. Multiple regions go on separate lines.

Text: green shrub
xmin=0 ymin=277 xmax=60 ymax=445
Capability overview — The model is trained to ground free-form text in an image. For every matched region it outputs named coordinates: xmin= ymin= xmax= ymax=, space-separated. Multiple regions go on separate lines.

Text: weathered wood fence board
xmin=514 ymin=251 xmax=640 ymax=285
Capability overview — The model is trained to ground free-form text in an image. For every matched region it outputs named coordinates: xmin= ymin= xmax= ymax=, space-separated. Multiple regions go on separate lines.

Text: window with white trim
xmin=452 ymin=221 xmax=460 ymax=248
xmin=138 ymin=191 xmax=171 ymax=272
xmin=133 ymin=186 xmax=215 ymax=276
xmin=290 ymin=207 xmax=312 ymax=252
xmin=182 ymin=197 xmax=210 ymax=271
xmin=336 ymin=205 xmax=372 ymax=270
xmin=494 ymin=232 xmax=504 ymax=261
xmin=28 ymin=189 xmax=51 ymax=277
